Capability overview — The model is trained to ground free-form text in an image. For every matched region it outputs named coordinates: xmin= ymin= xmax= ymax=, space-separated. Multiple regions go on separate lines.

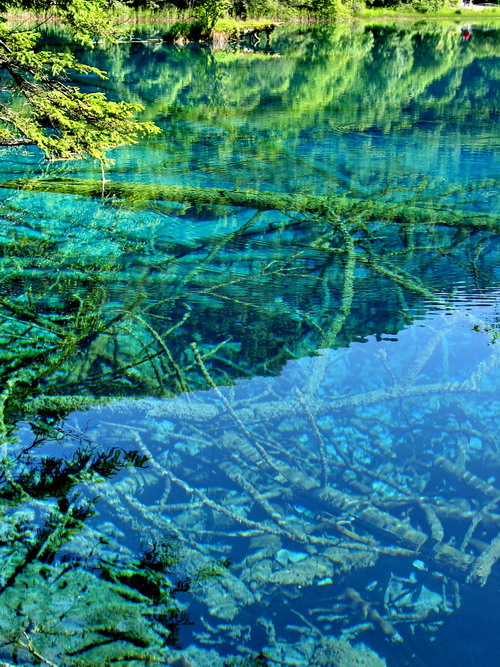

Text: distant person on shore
xmin=463 ymin=0 xmax=472 ymax=7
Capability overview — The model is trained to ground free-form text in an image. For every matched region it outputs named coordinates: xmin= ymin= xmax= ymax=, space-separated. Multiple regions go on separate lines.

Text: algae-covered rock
xmin=269 ymin=555 xmax=333 ymax=586
xmin=241 ymin=557 xmax=274 ymax=593
xmin=276 ymin=548 xmax=309 ymax=566
xmin=313 ymin=637 xmax=387 ymax=666
xmin=202 ymin=576 xmax=255 ymax=620
xmin=324 ymin=546 xmax=377 ymax=571
xmin=266 ymin=635 xmax=386 ymax=666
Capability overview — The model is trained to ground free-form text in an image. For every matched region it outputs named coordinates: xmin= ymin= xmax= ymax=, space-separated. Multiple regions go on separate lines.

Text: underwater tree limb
xmin=435 ymin=457 xmax=500 ymax=500
xmin=356 ymin=256 xmax=443 ymax=304
xmin=126 ymin=313 xmax=190 ymax=393
xmin=190 ymin=342 xmax=275 ymax=470
xmin=15 ymin=632 xmax=60 ymax=667
xmin=420 ymin=504 xmax=444 ymax=543
xmin=1 ymin=178 xmax=498 ymax=229
xmin=164 ymin=469 xmax=293 ymax=540
xmin=172 ymin=210 xmax=265 ymax=291
xmin=147 ymin=381 xmax=490 ymax=425
xmin=343 ymin=588 xmax=403 ymax=644
xmin=461 ymin=499 xmax=499 ymax=552
xmin=216 ymin=431 xmax=477 ymax=573
xmin=122 ymin=426 xmax=292 ymax=543
xmin=467 ymin=532 xmax=500 ymax=586
xmin=294 ymin=387 xmax=328 ymax=487
xmin=400 ymin=320 xmax=457 ymax=388
xmin=322 ymin=217 xmax=356 ymax=347
xmin=221 ymin=461 xmax=308 ymax=544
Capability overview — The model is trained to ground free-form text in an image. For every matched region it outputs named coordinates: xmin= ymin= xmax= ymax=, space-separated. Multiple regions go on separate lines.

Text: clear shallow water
xmin=0 ymin=20 xmax=499 ymax=667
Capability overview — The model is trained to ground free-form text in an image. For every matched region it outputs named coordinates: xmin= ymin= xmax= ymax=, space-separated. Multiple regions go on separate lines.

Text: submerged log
xmin=421 ymin=503 xmax=445 ymax=543
xmin=1 ymin=177 xmax=498 ymax=229
xmin=343 ymin=588 xmax=403 ymax=643
xmin=435 ymin=457 xmax=500 ymax=500
xmin=467 ymin=532 xmax=500 ymax=586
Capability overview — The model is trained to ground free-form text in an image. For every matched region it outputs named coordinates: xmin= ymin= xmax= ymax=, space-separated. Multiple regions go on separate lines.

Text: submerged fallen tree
xmin=1 ymin=177 xmax=498 ymax=229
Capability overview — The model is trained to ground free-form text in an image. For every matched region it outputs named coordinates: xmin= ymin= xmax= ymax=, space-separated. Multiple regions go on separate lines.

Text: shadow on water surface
xmin=0 ymin=19 xmax=499 ymax=667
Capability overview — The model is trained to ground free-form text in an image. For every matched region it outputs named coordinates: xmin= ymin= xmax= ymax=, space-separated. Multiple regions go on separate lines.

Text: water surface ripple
xmin=0 ymin=20 xmax=499 ymax=667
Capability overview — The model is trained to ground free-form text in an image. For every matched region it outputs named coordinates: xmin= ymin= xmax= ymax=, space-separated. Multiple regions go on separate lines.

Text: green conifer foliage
xmin=0 ymin=1 xmax=160 ymax=162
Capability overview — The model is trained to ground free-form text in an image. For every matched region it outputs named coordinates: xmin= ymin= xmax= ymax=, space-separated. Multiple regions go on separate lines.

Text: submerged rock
xmin=267 ymin=636 xmax=386 ymax=666
xmin=276 ymin=548 xmax=308 ymax=566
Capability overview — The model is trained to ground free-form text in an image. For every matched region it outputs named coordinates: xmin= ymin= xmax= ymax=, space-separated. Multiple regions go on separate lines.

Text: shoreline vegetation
xmin=2 ymin=3 xmax=499 ymax=46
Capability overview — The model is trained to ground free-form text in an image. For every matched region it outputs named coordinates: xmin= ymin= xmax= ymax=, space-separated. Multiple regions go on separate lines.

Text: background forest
xmin=1 ymin=0 xmax=498 ymax=22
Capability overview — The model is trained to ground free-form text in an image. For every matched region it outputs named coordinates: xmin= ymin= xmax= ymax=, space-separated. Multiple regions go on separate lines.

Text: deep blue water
xmin=0 ymin=20 xmax=499 ymax=667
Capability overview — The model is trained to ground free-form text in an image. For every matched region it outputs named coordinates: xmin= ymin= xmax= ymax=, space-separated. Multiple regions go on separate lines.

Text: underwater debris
xmin=73 ymin=312 xmax=498 ymax=661
xmin=467 ymin=532 xmax=500 ymax=586
xmin=342 ymin=588 xmax=403 ymax=643
xmin=1 ymin=167 xmax=498 ymax=664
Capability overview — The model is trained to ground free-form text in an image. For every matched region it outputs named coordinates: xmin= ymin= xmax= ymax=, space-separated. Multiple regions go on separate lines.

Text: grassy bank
xmin=126 ymin=7 xmax=500 ymax=27
xmin=2 ymin=5 xmax=499 ymax=36
xmin=357 ymin=6 xmax=500 ymax=20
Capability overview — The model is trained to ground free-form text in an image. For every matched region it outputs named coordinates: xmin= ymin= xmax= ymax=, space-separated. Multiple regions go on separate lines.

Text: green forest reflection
xmin=81 ymin=23 xmax=500 ymax=127
xmin=63 ymin=21 xmax=500 ymax=192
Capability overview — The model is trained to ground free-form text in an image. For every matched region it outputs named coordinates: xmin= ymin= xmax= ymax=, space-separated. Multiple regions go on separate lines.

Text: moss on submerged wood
xmin=1 ymin=177 xmax=498 ymax=230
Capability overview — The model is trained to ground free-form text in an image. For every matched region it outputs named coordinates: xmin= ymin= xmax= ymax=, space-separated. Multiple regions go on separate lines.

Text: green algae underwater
xmin=0 ymin=19 xmax=499 ymax=667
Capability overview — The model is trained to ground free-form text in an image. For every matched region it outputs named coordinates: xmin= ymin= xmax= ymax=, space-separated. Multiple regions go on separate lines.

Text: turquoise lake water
xmin=0 ymin=20 xmax=499 ymax=666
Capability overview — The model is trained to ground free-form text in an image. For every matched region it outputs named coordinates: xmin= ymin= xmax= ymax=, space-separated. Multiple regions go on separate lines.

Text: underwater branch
xmin=1 ymin=177 xmax=498 ymax=230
